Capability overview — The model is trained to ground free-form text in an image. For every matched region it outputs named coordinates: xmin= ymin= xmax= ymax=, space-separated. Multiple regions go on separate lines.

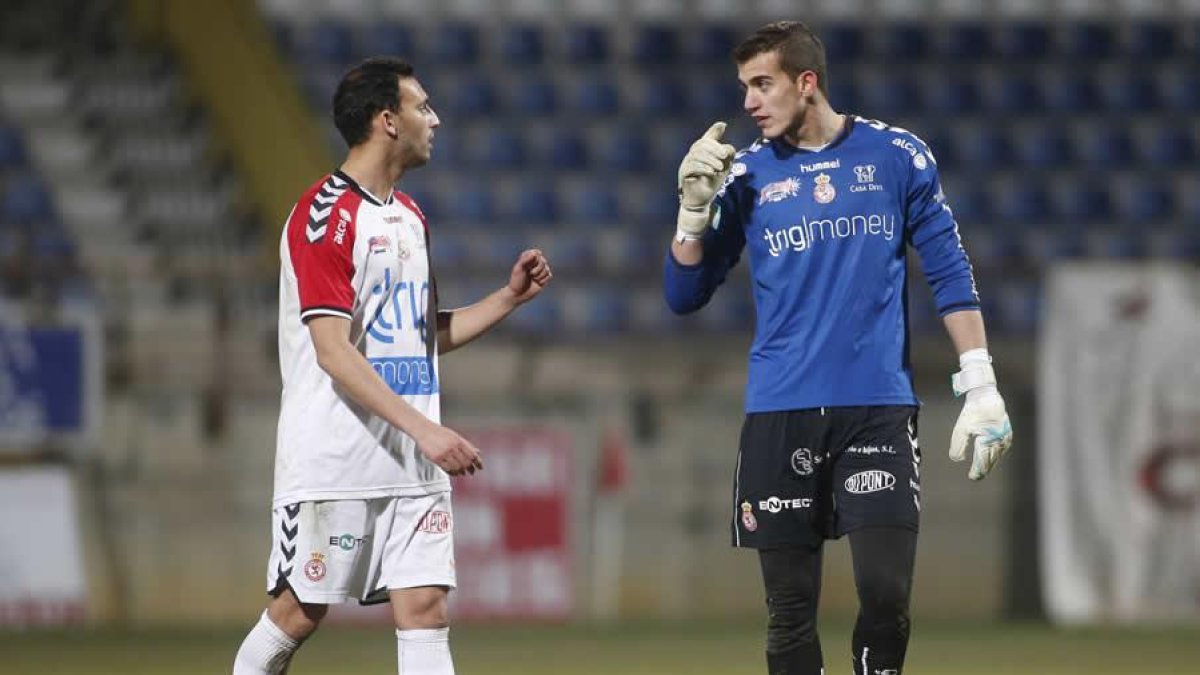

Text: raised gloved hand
xmin=676 ymin=121 xmax=736 ymax=240
xmin=948 ymin=349 xmax=1013 ymax=480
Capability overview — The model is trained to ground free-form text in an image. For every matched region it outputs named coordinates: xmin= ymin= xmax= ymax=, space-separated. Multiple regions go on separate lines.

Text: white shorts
xmin=265 ymin=493 xmax=455 ymax=605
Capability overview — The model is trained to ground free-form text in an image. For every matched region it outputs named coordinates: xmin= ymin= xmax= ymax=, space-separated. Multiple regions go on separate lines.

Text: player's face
xmin=737 ymin=51 xmax=811 ymax=140
xmin=387 ymin=77 xmax=440 ymax=167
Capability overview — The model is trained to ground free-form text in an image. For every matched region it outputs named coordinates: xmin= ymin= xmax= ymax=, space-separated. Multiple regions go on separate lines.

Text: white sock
xmin=233 ymin=610 xmax=300 ymax=674
xmin=396 ymin=627 xmax=454 ymax=675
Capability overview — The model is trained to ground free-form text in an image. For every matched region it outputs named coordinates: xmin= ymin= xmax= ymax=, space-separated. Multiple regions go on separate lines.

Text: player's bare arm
xmin=307 ymin=315 xmax=482 ymax=475
xmin=435 ymin=248 xmax=552 ymax=354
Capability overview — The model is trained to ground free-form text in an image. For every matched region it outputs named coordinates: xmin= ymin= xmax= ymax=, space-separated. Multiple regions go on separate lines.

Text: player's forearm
xmin=942 ymin=309 xmax=988 ymax=355
xmin=435 ymin=287 xmax=521 ymax=354
xmin=314 ymin=339 xmax=435 ymax=437
xmin=670 ymin=238 xmax=705 ymax=265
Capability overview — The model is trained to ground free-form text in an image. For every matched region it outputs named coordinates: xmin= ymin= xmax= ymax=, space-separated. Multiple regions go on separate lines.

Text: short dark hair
xmin=732 ymin=21 xmax=828 ymax=95
xmin=332 ymin=57 xmax=415 ymax=147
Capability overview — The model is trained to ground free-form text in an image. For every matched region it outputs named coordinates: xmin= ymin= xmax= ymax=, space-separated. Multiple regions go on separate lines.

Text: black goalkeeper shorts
xmin=732 ymin=405 xmax=922 ymax=549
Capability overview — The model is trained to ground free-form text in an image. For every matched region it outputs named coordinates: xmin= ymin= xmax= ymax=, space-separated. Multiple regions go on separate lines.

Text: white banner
xmin=0 ymin=467 xmax=88 ymax=627
xmin=1039 ymin=264 xmax=1200 ymax=624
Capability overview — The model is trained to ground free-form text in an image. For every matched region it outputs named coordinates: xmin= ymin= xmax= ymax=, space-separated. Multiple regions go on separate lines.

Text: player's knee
xmin=268 ymin=594 xmax=327 ymax=641
xmin=392 ymin=586 xmax=450 ymax=629
xmin=765 ymin=586 xmax=819 ymax=654
xmin=857 ymin=570 xmax=911 ymax=629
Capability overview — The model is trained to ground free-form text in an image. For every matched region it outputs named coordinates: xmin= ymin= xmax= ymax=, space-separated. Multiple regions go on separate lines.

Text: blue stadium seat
xmin=637 ymin=188 xmax=680 ymax=228
xmin=638 ymin=76 xmax=689 ymax=117
xmin=545 ymin=231 xmax=595 ymax=270
xmin=513 ymin=183 xmax=560 ymax=226
xmin=0 ymin=124 xmax=27 ymax=170
xmin=926 ymin=77 xmax=982 ymax=116
xmin=1 ymin=176 xmax=55 ymax=224
xmin=563 ymin=23 xmax=609 ymax=64
xmin=692 ymin=81 xmax=740 ymax=118
xmin=1059 ymin=22 xmax=1115 ymax=61
xmin=582 ymin=286 xmax=629 ymax=333
xmin=1085 ymin=229 xmax=1145 ymax=259
xmin=480 ymin=130 xmax=527 ymax=170
xmin=448 ymin=75 xmax=499 ymax=117
xmin=1055 ymin=178 xmax=1112 ymax=224
xmin=995 ymin=183 xmax=1053 ymax=225
xmin=570 ymin=182 xmax=620 ymax=224
xmin=921 ymin=131 xmax=957 ymax=171
xmin=308 ymin=20 xmax=355 ymax=65
xmin=1142 ymin=127 xmax=1196 ymax=167
xmin=826 ymin=78 xmax=860 ymax=113
xmin=602 ymin=128 xmax=652 ymax=173
xmin=1044 ymin=72 xmax=1101 ymax=114
xmin=692 ymin=24 xmax=737 ymax=64
xmin=1021 ymin=229 xmax=1084 ymax=265
xmin=874 ymin=23 xmax=928 ymax=62
xmin=822 ymin=23 xmax=865 ymax=62
xmin=860 ymin=74 xmax=923 ymax=118
xmin=404 ymin=188 xmax=441 ymax=223
xmin=427 ymin=22 xmax=479 ymax=65
xmin=359 ymin=24 xmax=417 ymax=61
xmin=1149 ymin=228 xmax=1200 ymax=260
xmin=955 ymin=126 xmax=1013 ymax=170
xmin=1117 ymin=178 xmax=1174 ymax=225
xmin=572 ymin=76 xmax=619 ymax=117
xmin=430 ymin=231 xmax=468 ymax=265
xmin=937 ymin=22 xmax=992 ymax=62
xmin=445 ymin=185 xmax=495 ymax=224
xmin=631 ymin=24 xmax=680 ymax=66
xmin=511 ymin=76 xmax=558 ymax=117
xmin=499 ymin=23 xmax=544 ymax=66
xmin=1127 ymin=21 xmax=1178 ymax=61
xmin=1014 ymin=125 xmax=1073 ymax=169
xmin=995 ymin=22 xmax=1051 ymax=62
xmin=945 ymin=185 xmax=992 ymax=224
xmin=1103 ymin=71 xmax=1161 ymax=113
xmin=993 ymin=280 xmax=1041 ymax=334
xmin=1162 ymin=70 xmax=1200 ymax=113
xmin=986 ymin=73 xmax=1044 ymax=115
xmin=545 ymin=129 xmax=590 ymax=170
xmin=1076 ymin=125 xmax=1133 ymax=167
xmin=505 ymin=291 xmax=561 ymax=333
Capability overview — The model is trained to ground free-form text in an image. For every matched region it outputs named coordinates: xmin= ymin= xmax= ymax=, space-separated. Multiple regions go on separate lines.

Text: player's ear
xmin=380 ymin=109 xmax=399 ymax=140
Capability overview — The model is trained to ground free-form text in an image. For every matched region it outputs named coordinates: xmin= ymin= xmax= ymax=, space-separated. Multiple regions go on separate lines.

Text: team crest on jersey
xmin=397 ymin=243 xmax=412 ymax=261
xmin=758 ymin=177 xmax=801 ymax=205
xmin=304 ymin=552 xmax=327 ymax=582
xmin=740 ymin=501 xmax=758 ymax=532
xmin=368 ymin=235 xmax=391 ymax=253
xmin=813 ymin=173 xmax=836 ymax=203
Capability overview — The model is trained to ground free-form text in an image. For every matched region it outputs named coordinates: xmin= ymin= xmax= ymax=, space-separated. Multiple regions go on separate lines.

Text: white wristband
xmin=675 ymin=229 xmax=704 ymax=243
xmin=951 ymin=363 xmax=996 ymax=397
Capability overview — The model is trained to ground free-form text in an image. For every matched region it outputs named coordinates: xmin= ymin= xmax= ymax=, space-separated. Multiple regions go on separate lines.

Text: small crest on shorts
xmin=740 ymin=500 xmax=758 ymax=532
xmin=304 ymin=552 xmax=327 ymax=582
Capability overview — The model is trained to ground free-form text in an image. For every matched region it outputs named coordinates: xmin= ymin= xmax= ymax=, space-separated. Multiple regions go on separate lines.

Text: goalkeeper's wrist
xmin=676 ymin=203 xmax=712 ymax=237
xmin=952 ymin=348 xmax=996 ymax=397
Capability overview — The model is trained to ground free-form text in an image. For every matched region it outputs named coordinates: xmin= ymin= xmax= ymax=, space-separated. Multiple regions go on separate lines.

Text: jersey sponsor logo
xmin=731 ymin=162 xmax=747 ymax=176
xmin=417 ymin=510 xmax=452 ymax=534
xmin=366 ymin=268 xmax=430 ymax=345
xmin=791 ymin=447 xmax=817 ymax=476
xmin=763 ymin=212 xmax=896 ymax=257
xmin=368 ymin=356 xmax=439 ymax=395
xmin=740 ymin=500 xmax=758 ymax=531
xmin=758 ymin=495 xmax=813 ymax=513
xmin=368 ymin=235 xmax=391 ymax=253
xmin=844 ymin=470 xmax=897 ymax=494
xmin=799 ymin=158 xmax=840 ymax=173
xmin=333 ymin=208 xmax=351 ymax=245
xmin=304 ymin=552 xmax=327 ymax=582
xmin=854 ymin=164 xmax=877 ymax=183
xmin=758 ymin=177 xmax=802 ymax=205
xmin=846 ymin=444 xmax=895 ymax=456
xmin=891 ymin=137 xmax=931 ymax=170
xmin=812 ymin=173 xmax=837 ymax=203
xmin=329 ymin=534 xmax=370 ymax=551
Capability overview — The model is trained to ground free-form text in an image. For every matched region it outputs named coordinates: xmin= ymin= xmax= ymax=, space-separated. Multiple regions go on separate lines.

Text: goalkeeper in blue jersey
xmin=663 ymin=21 xmax=1013 ymax=675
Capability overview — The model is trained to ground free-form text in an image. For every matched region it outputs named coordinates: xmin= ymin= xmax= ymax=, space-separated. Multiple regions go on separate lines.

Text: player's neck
xmin=782 ymin=104 xmax=844 ymax=151
xmin=340 ymin=145 xmax=403 ymax=202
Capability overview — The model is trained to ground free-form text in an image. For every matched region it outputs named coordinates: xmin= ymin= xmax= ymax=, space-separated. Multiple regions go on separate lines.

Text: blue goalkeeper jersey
xmin=663 ymin=116 xmax=979 ymax=413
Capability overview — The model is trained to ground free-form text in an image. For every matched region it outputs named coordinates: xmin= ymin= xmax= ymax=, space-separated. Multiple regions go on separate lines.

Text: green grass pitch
xmin=2 ymin=618 xmax=1197 ymax=673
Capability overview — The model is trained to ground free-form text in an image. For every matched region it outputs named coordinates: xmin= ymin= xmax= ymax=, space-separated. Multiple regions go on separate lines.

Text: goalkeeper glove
xmin=949 ymin=348 xmax=1013 ymax=481
xmin=676 ymin=121 xmax=736 ymax=241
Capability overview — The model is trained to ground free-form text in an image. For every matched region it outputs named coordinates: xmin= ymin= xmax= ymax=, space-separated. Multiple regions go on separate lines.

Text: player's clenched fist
xmin=507 ymin=248 xmax=552 ymax=303
xmin=413 ymin=421 xmax=484 ymax=476
xmin=677 ymin=121 xmax=737 ymax=238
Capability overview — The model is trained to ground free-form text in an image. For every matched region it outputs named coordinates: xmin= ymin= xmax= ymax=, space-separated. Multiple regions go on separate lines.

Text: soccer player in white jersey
xmin=233 ymin=57 xmax=553 ymax=675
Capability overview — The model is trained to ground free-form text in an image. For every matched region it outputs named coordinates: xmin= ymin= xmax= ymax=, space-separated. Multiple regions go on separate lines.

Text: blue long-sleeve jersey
xmin=664 ymin=116 xmax=979 ymax=412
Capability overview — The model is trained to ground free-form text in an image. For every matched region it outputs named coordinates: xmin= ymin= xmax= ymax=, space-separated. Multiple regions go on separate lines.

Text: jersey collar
xmin=334 ymin=170 xmax=395 ymax=206
xmin=769 ymin=114 xmax=855 ymax=157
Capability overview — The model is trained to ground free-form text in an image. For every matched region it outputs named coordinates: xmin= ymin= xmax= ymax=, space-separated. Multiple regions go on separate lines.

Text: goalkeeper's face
xmin=737 ymin=51 xmax=813 ymax=141
xmin=386 ymin=77 xmax=441 ymax=167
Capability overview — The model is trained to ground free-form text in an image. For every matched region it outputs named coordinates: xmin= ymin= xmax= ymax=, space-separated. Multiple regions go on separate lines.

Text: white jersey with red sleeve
xmin=274 ymin=171 xmax=448 ymax=509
